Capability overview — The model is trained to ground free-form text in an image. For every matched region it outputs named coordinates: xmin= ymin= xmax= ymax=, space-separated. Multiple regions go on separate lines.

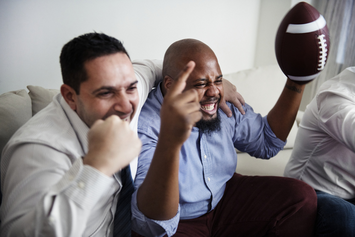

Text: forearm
xmin=133 ymin=59 xmax=163 ymax=90
xmin=137 ymin=135 xmax=181 ymax=220
xmin=267 ymin=79 xmax=305 ymax=141
xmin=1 ymin=146 xmax=114 ymax=236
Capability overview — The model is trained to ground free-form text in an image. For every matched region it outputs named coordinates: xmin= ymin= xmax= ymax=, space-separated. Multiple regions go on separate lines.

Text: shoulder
xmin=221 ymin=101 xmax=257 ymax=121
xmin=5 ymin=101 xmax=81 ymax=158
xmin=138 ymin=88 xmax=162 ymax=135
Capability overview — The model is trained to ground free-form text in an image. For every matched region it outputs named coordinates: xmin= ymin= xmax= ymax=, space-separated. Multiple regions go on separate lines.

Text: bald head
xmin=161 ymin=38 xmax=224 ymax=129
xmin=162 ymin=39 xmax=219 ymax=80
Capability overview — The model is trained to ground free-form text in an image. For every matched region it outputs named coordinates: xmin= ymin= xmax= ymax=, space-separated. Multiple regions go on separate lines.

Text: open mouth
xmin=201 ymin=102 xmax=217 ymax=115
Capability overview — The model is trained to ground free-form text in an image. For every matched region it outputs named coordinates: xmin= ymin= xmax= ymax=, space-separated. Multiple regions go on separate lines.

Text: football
xmin=275 ymin=2 xmax=330 ymax=82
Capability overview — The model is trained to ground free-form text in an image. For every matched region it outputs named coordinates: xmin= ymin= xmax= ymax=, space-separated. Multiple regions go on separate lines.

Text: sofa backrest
xmin=0 ymin=86 xmax=59 ymax=160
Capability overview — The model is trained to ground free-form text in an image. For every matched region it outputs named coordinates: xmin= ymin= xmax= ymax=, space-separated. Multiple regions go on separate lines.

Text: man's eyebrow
xmin=130 ymin=80 xmax=139 ymax=86
xmin=92 ymin=86 xmax=116 ymax=94
xmin=92 ymin=80 xmax=138 ymax=94
xmin=192 ymin=75 xmax=223 ymax=83
xmin=193 ymin=78 xmax=207 ymax=83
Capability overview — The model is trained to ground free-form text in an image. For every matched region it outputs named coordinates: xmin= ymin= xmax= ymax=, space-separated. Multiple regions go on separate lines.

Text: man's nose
xmin=205 ymin=84 xmax=219 ymax=97
xmin=113 ymin=93 xmax=132 ymax=114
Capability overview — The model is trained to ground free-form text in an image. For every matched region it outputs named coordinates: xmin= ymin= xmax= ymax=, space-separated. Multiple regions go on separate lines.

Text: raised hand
xmin=160 ymin=61 xmax=202 ymax=146
xmin=84 ymin=115 xmax=142 ymax=176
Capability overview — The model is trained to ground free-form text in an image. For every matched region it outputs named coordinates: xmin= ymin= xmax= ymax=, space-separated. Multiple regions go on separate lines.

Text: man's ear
xmin=163 ymin=75 xmax=174 ymax=91
xmin=60 ymin=84 xmax=77 ymax=111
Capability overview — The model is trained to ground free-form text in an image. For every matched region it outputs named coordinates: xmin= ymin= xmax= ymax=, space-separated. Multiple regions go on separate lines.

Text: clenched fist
xmin=83 ymin=115 xmax=141 ymax=176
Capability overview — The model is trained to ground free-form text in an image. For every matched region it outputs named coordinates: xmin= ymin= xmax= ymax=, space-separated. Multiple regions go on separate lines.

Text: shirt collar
xmin=58 ymin=94 xmax=90 ymax=154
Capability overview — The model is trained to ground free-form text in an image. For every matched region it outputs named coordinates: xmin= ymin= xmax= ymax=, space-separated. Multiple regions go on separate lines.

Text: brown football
xmin=275 ymin=2 xmax=330 ymax=82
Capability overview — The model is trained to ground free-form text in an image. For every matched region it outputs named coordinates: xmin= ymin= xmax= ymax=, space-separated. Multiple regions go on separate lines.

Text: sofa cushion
xmin=0 ymin=89 xmax=32 ymax=156
xmin=27 ymin=85 xmax=60 ymax=115
xmin=224 ymin=64 xmax=297 ymax=149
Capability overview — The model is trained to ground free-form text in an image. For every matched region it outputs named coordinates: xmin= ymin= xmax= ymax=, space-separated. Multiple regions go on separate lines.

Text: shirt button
xmin=208 ymin=177 xmax=211 ymax=182
xmin=78 ymin=181 xmax=85 ymax=189
xmin=204 ymin=155 xmax=207 ymax=159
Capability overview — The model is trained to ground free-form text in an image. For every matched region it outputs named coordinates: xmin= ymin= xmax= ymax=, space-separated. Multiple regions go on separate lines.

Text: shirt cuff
xmin=131 ymin=190 xmax=180 ymax=237
xmin=50 ymin=158 xmax=116 ymax=211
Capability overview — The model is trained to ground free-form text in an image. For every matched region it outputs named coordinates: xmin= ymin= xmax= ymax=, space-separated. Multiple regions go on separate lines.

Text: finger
xmin=219 ymin=98 xmax=233 ymax=117
xmin=175 ymin=88 xmax=200 ymax=105
xmin=166 ymin=61 xmax=195 ymax=98
xmin=190 ymin=110 xmax=203 ymax=125
xmin=181 ymin=101 xmax=201 ymax=115
xmin=91 ymin=118 xmax=104 ymax=128
xmin=232 ymin=99 xmax=245 ymax=115
xmin=229 ymin=96 xmax=245 ymax=115
xmin=236 ymin=92 xmax=246 ymax=105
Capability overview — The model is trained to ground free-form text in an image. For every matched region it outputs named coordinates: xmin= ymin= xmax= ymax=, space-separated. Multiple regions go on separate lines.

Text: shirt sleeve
xmin=317 ymin=91 xmax=355 ymax=152
xmin=131 ymin=122 xmax=180 ymax=237
xmin=232 ymin=103 xmax=286 ymax=159
xmin=133 ymin=59 xmax=163 ymax=102
xmin=0 ymin=143 xmax=116 ymax=237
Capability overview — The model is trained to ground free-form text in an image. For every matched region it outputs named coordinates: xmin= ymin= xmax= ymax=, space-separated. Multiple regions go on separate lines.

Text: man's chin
xmin=196 ymin=112 xmax=221 ymax=135
xmin=201 ymin=112 xmax=217 ymax=121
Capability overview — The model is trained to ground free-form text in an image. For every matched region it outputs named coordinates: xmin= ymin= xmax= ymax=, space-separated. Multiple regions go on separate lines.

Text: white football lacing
xmin=317 ymin=34 xmax=328 ymax=71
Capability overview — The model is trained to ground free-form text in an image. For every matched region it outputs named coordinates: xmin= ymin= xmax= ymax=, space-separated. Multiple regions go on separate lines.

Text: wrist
xmin=285 ymin=79 xmax=305 ymax=93
xmin=83 ymin=153 xmax=114 ymax=177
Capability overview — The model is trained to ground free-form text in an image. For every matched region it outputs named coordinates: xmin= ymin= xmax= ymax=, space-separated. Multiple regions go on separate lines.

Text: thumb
xmin=166 ymin=61 xmax=195 ymax=98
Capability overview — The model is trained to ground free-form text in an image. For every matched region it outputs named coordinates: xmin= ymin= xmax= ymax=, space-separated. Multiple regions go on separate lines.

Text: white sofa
xmin=0 ymin=64 xmax=303 ymax=178
xmin=224 ymin=64 xmax=303 ymax=176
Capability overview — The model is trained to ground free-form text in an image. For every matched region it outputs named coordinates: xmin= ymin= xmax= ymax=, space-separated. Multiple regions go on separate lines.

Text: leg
xmin=210 ymin=173 xmax=317 ymax=237
xmin=173 ymin=213 xmax=211 ymax=237
xmin=315 ymin=190 xmax=355 ymax=237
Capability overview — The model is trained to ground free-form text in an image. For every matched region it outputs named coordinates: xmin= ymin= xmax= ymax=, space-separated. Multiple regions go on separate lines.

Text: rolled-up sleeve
xmin=131 ymin=121 xmax=180 ymax=237
xmin=232 ymin=103 xmax=286 ymax=159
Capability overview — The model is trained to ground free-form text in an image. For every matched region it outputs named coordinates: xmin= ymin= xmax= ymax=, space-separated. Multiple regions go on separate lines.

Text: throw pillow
xmin=0 ymin=89 xmax=32 ymax=157
xmin=27 ymin=85 xmax=60 ymax=115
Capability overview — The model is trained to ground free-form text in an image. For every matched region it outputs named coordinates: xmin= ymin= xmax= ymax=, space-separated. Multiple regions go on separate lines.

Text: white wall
xmin=254 ymin=0 xmax=314 ymax=67
xmin=0 ymin=0 xmax=262 ymax=94
xmin=253 ymin=0 xmax=315 ymax=111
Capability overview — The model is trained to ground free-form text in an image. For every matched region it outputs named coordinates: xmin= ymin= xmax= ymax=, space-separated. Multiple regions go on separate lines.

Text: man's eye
xmin=127 ymin=86 xmax=137 ymax=92
xmin=98 ymin=91 xmax=113 ymax=97
xmin=215 ymin=80 xmax=223 ymax=85
xmin=195 ymin=84 xmax=206 ymax=88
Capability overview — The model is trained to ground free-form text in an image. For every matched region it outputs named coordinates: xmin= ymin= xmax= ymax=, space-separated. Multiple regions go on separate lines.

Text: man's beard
xmin=196 ymin=111 xmax=221 ymax=135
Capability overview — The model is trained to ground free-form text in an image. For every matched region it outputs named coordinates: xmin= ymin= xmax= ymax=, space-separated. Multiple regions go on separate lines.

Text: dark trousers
xmin=315 ymin=190 xmax=355 ymax=237
xmin=134 ymin=173 xmax=317 ymax=237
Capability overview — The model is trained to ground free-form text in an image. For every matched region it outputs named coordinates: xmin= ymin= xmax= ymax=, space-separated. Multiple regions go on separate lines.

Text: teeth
xmin=201 ymin=104 xmax=215 ymax=111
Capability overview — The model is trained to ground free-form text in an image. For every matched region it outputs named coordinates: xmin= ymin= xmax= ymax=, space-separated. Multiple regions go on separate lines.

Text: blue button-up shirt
xmin=131 ymin=83 xmax=286 ymax=237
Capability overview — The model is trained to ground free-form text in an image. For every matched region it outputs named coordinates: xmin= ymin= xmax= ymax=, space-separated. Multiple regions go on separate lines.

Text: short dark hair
xmin=59 ymin=32 xmax=130 ymax=94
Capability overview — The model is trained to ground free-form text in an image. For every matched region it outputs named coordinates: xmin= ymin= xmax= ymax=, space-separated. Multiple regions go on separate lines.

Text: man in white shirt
xmin=0 ymin=32 xmax=244 ymax=236
xmin=0 ymin=32 xmax=163 ymax=237
xmin=284 ymin=67 xmax=355 ymax=237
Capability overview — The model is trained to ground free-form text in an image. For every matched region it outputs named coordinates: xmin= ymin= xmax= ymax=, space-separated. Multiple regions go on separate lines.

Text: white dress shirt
xmin=284 ymin=67 xmax=355 ymax=199
xmin=0 ymin=60 xmax=162 ymax=237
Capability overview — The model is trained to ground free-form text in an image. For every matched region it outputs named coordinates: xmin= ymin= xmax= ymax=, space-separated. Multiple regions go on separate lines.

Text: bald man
xmin=131 ymin=39 xmax=317 ymax=237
